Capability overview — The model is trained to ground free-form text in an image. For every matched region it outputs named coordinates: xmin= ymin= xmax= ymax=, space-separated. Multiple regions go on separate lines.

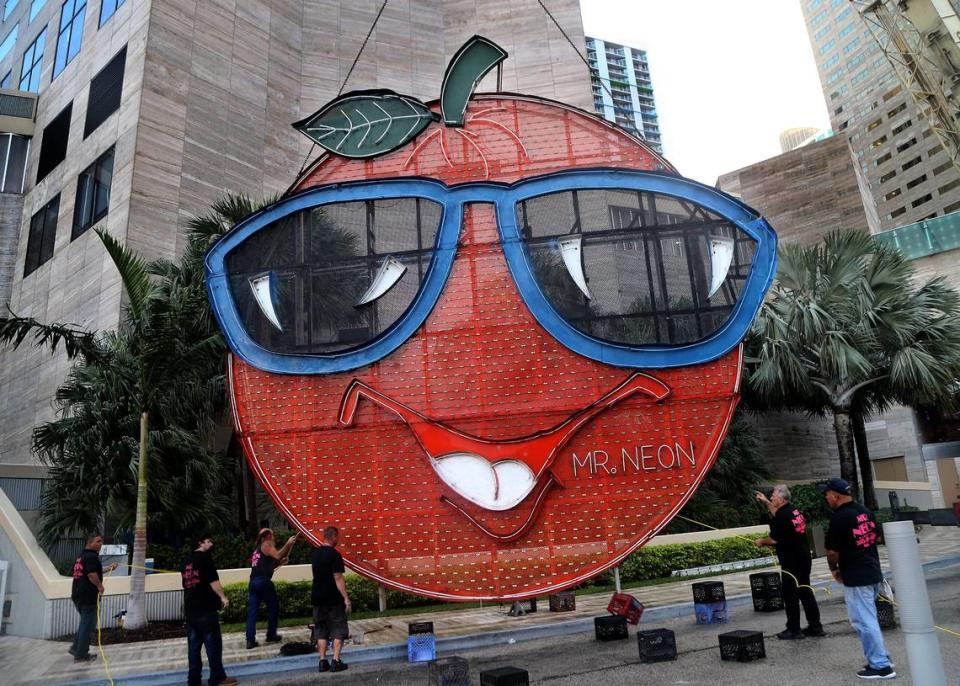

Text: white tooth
xmin=708 ymin=236 xmax=736 ymax=298
xmin=558 ymin=236 xmax=592 ymax=300
xmin=432 ymin=453 xmax=536 ymax=511
xmin=355 ymin=255 xmax=407 ymax=306
xmin=249 ymin=273 xmax=283 ymax=331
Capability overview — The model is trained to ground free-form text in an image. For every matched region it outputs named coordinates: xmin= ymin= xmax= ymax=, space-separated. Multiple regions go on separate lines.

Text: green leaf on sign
xmin=293 ymin=90 xmax=438 ymax=159
xmin=440 ymin=35 xmax=508 ymax=127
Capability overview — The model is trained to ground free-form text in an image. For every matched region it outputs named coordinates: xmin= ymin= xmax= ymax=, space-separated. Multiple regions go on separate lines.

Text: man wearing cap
xmin=822 ymin=478 xmax=896 ymax=680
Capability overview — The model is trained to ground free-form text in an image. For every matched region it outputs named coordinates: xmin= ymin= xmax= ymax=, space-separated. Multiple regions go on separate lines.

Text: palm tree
xmin=750 ymin=230 xmax=960 ymax=505
xmin=0 ymin=194 xmax=274 ymax=629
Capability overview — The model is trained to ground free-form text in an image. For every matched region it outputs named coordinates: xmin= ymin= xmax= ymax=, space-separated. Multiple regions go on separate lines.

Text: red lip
xmin=339 ymin=372 xmax=671 ymax=540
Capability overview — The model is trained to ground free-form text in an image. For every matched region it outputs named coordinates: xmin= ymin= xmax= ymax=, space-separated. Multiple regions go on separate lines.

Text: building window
xmin=875 ymin=152 xmax=892 ymax=166
xmin=837 ymin=23 xmax=855 ymax=39
xmin=18 ymin=27 xmax=44 ymax=91
xmin=944 ymin=200 xmax=960 ymax=214
xmin=36 ymin=101 xmax=70 ymax=182
xmin=819 ymin=39 xmax=835 ymax=55
xmin=867 ymin=118 xmax=881 ymax=132
xmin=887 ymin=102 xmax=906 ymax=118
xmin=938 ymin=179 xmax=960 ymax=195
xmin=889 ymin=207 xmax=907 ymax=220
xmin=83 ymin=44 xmax=124 ymax=137
xmin=836 ymin=6 xmax=853 ymax=21
xmin=52 ymin=0 xmax=85 ymax=79
xmin=98 ymin=0 xmax=123 ymax=26
xmin=847 ymin=53 xmax=866 ymax=69
xmin=884 ymin=188 xmax=902 ymax=201
xmin=901 ymin=156 xmax=921 ymax=172
xmin=911 ymin=193 xmax=932 ymax=208
xmin=880 ymin=170 xmax=896 ymax=183
xmin=932 ymin=161 xmax=952 ymax=176
xmin=843 ymin=37 xmax=860 ymax=53
xmin=0 ymin=132 xmax=28 ymax=191
xmin=29 ymin=0 xmax=45 ymax=21
xmin=895 ymin=137 xmax=917 ymax=153
xmin=850 ymin=68 xmax=870 ymax=86
xmin=821 ymin=53 xmax=840 ymax=70
xmin=905 ymin=174 xmax=927 ymax=190
xmin=23 ymin=193 xmax=59 ymax=277
xmin=0 ymin=24 xmax=19 ymax=62
xmin=3 ymin=0 xmax=19 ymax=20
xmin=891 ymin=119 xmax=912 ymax=136
xmin=0 ymin=70 xmax=10 ymax=87
xmin=814 ymin=26 xmax=830 ymax=41
xmin=72 ymin=144 xmax=113 ymax=239
xmin=871 ymin=135 xmax=887 ymax=149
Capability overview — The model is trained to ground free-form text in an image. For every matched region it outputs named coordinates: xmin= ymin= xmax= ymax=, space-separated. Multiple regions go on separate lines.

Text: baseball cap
xmin=818 ymin=478 xmax=851 ymax=495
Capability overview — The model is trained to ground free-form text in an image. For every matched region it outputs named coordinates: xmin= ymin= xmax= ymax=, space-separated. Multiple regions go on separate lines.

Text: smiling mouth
xmin=339 ymin=373 xmax=671 ymax=538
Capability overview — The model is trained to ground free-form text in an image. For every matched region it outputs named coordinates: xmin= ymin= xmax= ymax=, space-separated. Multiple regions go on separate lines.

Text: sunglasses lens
xmin=226 ymin=198 xmax=441 ymax=355
xmin=516 ymin=189 xmax=757 ymax=347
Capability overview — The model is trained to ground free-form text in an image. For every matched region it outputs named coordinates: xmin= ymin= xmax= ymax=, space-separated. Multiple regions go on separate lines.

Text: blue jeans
xmin=186 ymin=612 xmax=227 ymax=686
xmin=844 ymin=583 xmax=892 ymax=669
xmin=246 ymin=576 xmax=279 ymax=642
xmin=71 ymin=602 xmax=97 ymax=657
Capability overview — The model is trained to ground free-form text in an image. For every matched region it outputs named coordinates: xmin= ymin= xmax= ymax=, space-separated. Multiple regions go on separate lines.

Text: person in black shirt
xmin=754 ymin=484 xmax=824 ymax=640
xmin=245 ymin=528 xmax=298 ymax=649
xmin=181 ymin=533 xmax=237 ymax=686
xmin=69 ymin=533 xmax=117 ymax=663
xmin=311 ymin=526 xmax=351 ymax=673
xmin=822 ymin=478 xmax=896 ymax=681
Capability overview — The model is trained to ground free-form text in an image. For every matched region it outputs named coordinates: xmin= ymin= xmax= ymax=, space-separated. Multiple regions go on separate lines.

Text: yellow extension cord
xmin=674 ymin=514 xmax=960 ymax=640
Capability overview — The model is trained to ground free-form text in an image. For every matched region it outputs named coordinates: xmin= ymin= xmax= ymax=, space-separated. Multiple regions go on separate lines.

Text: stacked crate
xmin=749 ymin=572 xmax=784 ymax=612
xmin=693 ymin=581 xmax=727 ymax=624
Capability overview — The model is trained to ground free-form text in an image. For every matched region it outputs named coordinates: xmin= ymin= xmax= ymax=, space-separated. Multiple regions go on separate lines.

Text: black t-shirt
xmin=182 ymin=550 xmax=222 ymax=618
xmin=825 ymin=501 xmax=882 ymax=587
xmin=311 ymin=545 xmax=346 ymax=607
xmin=769 ymin=503 xmax=812 ymax=570
xmin=71 ymin=549 xmax=103 ymax=606
xmin=250 ymin=543 xmax=276 ymax=580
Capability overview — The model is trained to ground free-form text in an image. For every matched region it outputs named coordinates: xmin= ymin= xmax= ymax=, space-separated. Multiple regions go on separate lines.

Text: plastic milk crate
xmin=876 ymin=595 xmax=897 ymax=629
xmin=718 ymin=630 xmax=765 ymax=662
xmin=695 ymin=600 xmax=728 ymax=625
xmin=428 ymin=656 xmax=470 ymax=686
xmin=549 ymin=591 xmax=576 ymax=612
xmin=607 ymin=592 xmax=644 ymax=624
xmin=409 ymin=621 xmax=435 ymax=635
xmin=637 ymin=628 xmax=678 ymax=663
xmin=594 ymin=615 xmax=629 ymax=641
xmin=692 ymin=581 xmax=725 ymax=603
xmin=407 ymin=633 xmax=437 ymax=663
xmin=480 ymin=666 xmax=530 ymax=686
xmin=749 ymin=572 xmax=784 ymax=612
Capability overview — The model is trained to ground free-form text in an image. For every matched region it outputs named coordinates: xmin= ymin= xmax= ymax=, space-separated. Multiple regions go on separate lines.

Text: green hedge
xmin=148 ymin=530 xmax=311 ymax=573
xmin=618 ymin=536 xmax=767 ymax=583
xmin=216 ymin=536 xmax=767 ymax=621
xmin=220 ymin=574 xmax=437 ymax=623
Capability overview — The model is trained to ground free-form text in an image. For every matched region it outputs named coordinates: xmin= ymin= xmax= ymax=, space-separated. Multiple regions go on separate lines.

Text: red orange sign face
xmin=224 ymin=95 xmax=751 ymax=599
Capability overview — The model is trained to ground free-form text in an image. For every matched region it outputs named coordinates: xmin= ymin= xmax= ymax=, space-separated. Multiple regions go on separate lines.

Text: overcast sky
xmin=579 ymin=0 xmax=832 ymax=184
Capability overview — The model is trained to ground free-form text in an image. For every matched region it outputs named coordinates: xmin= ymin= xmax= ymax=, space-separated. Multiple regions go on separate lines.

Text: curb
xmin=54 ymin=553 xmax=960 ymax=686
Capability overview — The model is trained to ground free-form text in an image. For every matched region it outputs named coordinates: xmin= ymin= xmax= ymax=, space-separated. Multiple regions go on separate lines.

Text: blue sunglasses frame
xmin=205 ymin=168 xmax=777 ymax=375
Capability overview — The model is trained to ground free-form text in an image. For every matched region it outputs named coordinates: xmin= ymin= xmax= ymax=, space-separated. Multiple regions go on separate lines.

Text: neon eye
xmin=226 ymin=198 xmax=441 ymax=354
xmin=517 ymin=189 xmax=757 ymax=347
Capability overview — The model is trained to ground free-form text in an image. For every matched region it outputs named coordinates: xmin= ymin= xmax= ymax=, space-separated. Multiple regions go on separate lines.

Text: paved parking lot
xmin=248 ymin=564 xmax=960 ymax=686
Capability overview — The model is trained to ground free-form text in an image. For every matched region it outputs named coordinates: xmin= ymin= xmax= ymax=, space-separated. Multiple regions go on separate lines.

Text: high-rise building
xmin=0 ymin=0 xmax=593 ymax=474
xmin=585 ymin=36 xmax=662 ymax=153
xmin=778 ymin=126 xmax=821 ymax=153
xmin=800 ymin=0 xmax=960 ymax=231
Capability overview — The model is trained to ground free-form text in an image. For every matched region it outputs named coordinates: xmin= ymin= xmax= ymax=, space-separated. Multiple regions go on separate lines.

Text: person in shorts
xmin=311 ymin=526 xmax=351 ymax=673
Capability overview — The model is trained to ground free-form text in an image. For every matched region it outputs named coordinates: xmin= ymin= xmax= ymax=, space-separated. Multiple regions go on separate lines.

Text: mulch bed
xmin=56 ymin=621 xmax=187 ymax=645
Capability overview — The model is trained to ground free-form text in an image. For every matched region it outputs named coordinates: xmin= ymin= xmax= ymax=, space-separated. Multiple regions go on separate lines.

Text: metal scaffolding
xmin=850 ymin=0 xmax=960 ymax=177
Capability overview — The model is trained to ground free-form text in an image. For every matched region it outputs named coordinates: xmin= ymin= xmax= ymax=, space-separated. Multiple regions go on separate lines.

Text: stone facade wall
xmin=716 ymin=135 xmax=870 ymax=246
xmin=0 ymin=192 xmax=25 ymax=309
xmin=0 ymin=0 xmax=593 ymax=466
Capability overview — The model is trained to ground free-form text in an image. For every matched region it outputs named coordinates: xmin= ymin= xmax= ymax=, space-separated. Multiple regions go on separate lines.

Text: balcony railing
xmin=873 ymin=210 xmax=960 ymax=260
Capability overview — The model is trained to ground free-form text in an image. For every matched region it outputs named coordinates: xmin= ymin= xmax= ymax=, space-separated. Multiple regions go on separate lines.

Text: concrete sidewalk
xmin=4 ymin=526 xmax=959 ymax=686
